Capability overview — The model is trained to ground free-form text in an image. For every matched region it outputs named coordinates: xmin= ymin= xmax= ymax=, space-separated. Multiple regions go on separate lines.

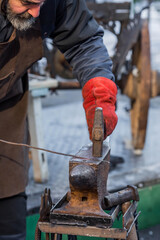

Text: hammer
xmin=92 ymin=107 xmax=104 ymax=157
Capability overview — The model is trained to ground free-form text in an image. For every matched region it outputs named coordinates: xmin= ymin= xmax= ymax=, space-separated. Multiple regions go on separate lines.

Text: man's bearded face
xmin=6 ymin=2 xmax=35 ymax=31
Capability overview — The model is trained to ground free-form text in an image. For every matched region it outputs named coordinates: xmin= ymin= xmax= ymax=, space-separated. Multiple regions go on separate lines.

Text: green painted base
xmin=138 ymin=184 xmax=160 ymax=229
xmin=27 ymin=184 xmax=160 ymax=240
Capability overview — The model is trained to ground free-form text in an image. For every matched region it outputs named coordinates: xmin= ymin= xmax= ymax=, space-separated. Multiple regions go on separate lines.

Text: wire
xmin=0 ymin=138 xmax=91 ymax=161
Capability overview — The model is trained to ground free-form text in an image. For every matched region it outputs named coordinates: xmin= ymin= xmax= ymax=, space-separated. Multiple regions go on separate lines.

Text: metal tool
xmin=104 ymin=185 xmax=139 ymax=208
xmin=92 ymin=107 xmax=104 ymax=157
xmin=36 ymin=107 xmax=140 ymax=239
xmin=35 ymin=189 xmax=54 ymax=240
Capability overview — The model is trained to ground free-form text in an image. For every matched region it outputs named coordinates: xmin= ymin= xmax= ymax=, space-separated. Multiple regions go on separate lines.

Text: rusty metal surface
xmin=50 ymin=141 xmax=111 ymax=228
xmin=34 ymin=136 xmax=140 ymax=238
xmin=35 ymin=189 xmax=53 ymax=240
xmin=49 ymin=107 xmax=111 ymax=228
xmin=37 ymin=199 xmax=139 ymax=239
xmin=110 ymin=205 xmax=120 ymax=222
xmin=37 ymin=192 xmax=139 ymax=239
xmin=38 ymin=222 xmax=127 ymax=239
xmin=122 ymin=202 xmax=139 ymax=240
xmin=123 ymin=201 xmax=138 ymax=228
xmin=104 ymin=185 xmax=139 ymax=208
xmin=39 ymin=188 xmax=53 ymax=222
xmin=69 ymin=164 xmax=97 ymax=191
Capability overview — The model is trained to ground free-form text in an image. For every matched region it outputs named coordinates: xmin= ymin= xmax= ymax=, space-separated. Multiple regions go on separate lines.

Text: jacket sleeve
xmin=50 ymin=0 xmax=115 ymax=87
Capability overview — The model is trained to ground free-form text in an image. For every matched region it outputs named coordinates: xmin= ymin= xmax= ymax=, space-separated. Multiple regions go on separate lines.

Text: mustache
xmin=7 ymin=3 xmax=33 ymax=20
xmin=16 ymin=10 xmax=32 ymax=19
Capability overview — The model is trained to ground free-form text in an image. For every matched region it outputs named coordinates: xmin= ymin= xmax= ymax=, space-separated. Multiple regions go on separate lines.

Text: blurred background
xmin=27 ymin=1 xmax=160 ymax=239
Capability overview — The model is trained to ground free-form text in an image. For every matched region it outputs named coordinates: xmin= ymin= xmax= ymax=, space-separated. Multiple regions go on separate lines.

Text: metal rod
xmin=127 ymin=211 xmax=141 ymax=237
xmin=0 ymin=138 xmax=92 ymax=161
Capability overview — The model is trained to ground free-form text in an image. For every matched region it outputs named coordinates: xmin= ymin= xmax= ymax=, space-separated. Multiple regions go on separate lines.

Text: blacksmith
xmin=0 ymin=0 xmax=117 ymax=239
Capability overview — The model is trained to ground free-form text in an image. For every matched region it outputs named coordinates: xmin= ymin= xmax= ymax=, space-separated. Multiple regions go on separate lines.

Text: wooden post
xmin=28 ymin=92 xmax=49 ymax=183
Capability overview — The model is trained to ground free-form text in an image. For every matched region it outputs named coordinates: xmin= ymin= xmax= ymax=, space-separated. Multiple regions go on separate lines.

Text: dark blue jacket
xmin=39 ymin=0 xmax=114 ymax=86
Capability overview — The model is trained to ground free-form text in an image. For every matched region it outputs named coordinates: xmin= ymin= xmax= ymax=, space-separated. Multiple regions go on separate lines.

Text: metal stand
xmin=36 ymin=189 xmax=140 ymax=240
xmin=35 ymin=108 xmax=140 ymax=240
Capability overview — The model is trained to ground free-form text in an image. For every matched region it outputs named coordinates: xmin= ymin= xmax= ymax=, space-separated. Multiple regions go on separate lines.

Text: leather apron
xmin=0 ymin=21 xmax=43 ymax=198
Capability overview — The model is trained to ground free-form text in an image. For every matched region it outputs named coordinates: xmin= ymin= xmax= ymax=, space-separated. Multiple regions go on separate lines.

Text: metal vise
xmin=38 ymin=108 xmax=140 ymax=240
xmin=50 ymin=107 xmax=112 ymax=227
xmin=49 ymin=107 xmax=139 ymax=230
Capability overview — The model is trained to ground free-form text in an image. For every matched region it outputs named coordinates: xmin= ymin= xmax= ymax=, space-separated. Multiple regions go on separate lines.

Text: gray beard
xmin=6 ymin=4 xmax=36 ymax=31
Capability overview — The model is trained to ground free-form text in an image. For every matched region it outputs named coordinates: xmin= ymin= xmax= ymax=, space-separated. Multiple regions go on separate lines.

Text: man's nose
xmin=27 ymin=5 xmax=40 ymax=18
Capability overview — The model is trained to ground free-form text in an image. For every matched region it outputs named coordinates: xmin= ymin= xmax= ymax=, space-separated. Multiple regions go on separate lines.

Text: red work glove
xmin=82 ymin=77 xmax=118 ymax=140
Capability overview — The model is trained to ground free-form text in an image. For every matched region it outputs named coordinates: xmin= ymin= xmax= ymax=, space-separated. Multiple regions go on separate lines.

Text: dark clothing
xmin=0 ymin=0 xmax=114 ymax=238
xmin=40 ymin=0 xmax=114 ymax=87
xmin=0 ymin=14 xmax=13 ymax=42
xmin=0 ymin=22 xmax=42 ymax=112
xmin=0 ymin=192 xmax=27 ymax=239
xmin=0 ymin=0 xmax=114 ymax=86
xmin=0 ymin=0 xmax=114 ymax=198
xmin=0 ymin=22 xmax=42 ymax=198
